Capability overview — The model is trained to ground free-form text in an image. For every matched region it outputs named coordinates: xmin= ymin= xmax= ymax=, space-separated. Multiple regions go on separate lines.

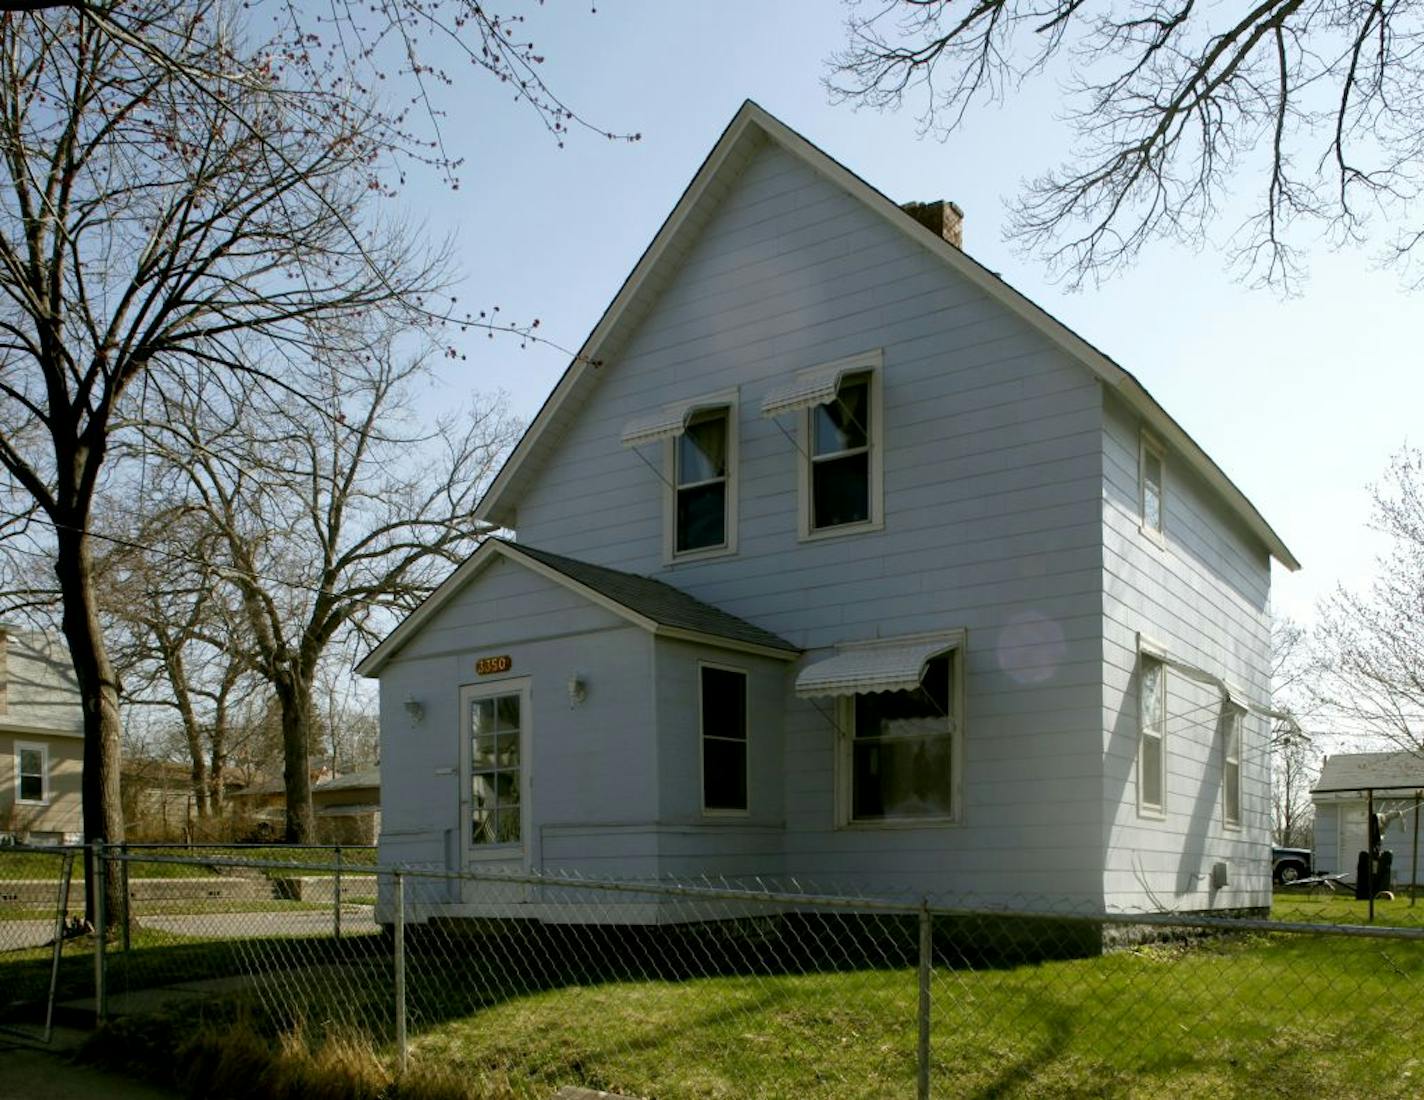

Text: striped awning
xmin=621 ymin=398 xmax=727 ymax=448
xmin=795 ymin=634 xmax=959 ymax=698
xmin=761 ymin=361 xmax=860 ymax=418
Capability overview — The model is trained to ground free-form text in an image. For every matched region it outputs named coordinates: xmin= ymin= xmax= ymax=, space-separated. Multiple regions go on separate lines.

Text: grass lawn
xmin=397 ymin=928 xmax=1424 ymax=1099
xmin=0 ymin=846 xmax=377 ymax=883
xmin=11 ymin=881 xmax=1424 ymax=1097
xmin=1272 ymin=886 xmax=1424 ymax=927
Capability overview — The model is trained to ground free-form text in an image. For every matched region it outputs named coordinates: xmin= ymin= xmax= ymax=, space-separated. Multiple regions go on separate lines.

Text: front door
xmin=460 ymin=678 xmax=531 ymax=876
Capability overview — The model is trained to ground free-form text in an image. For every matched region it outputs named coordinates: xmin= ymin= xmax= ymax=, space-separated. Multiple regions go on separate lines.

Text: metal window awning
xmin=795 ymin=634 xmax=959 ymax=698
xmin=761 ymin=361 xmax=860 ymax=418
xmin=620 ymin=398 xmax=726 ymax=448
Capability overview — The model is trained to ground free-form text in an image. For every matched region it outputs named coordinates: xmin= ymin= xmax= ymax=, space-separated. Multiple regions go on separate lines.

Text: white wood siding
xmin=377 ymin=556 xmax=658 ymax=880
xmin=508 ymin=142 xmax=1110 ymax=905
xmin=1100 ymin=391 xmax=1273 ymax=911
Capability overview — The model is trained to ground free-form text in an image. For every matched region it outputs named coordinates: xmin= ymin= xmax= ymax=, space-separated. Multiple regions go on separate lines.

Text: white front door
xmin=460 ymin=678 xmax=531 ymax=873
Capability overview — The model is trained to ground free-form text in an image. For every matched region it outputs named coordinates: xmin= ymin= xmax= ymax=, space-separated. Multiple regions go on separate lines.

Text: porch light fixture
xmin=403 ymin=694 xmax=424 ymax=723
xmin=567 ymin=673 xmax=588 ymax=708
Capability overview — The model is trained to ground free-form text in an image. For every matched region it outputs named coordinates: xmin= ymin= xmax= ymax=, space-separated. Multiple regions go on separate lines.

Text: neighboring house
xmin=121 ymin=758 xmax=250 ymax=838
xmin=0 ymin=624 xmax=84 ymax=844
xmin=1312 ymin=752 xmax=1424 ymax=885
xmin=229 ymin=768 xmax=381 ymax=844
xmin=359 ymin=102 xmax=1298 ymax=920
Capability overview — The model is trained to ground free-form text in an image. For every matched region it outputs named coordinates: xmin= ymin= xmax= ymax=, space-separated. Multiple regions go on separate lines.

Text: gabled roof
xmin=1314 ymin=751 xmax=1424 ymax=795
xmin=356 ymin=539 xmax=799 ymax=677
xmin=473 ymin=100 xmax=1299 ymax=572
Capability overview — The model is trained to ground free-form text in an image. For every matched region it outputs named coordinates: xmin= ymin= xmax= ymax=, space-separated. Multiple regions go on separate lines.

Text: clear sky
xmin=402 ymin=1 xmax=1422 ymax=626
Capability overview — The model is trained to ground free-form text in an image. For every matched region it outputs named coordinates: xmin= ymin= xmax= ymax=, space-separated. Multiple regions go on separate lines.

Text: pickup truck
xmin=1272 ymin=847 xmax=1313 ymax=884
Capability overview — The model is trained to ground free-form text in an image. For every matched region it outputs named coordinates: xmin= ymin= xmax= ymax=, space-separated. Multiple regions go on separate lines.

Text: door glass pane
xmin=470 ymin=691 xmax=522 ymax=847
xmin=495 ymin=809 xmax=521 ymax=844
xmin=471 ymin=810 xmax=495 ymax=846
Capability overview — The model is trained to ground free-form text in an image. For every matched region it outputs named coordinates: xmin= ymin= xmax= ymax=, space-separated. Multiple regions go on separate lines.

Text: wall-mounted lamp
xmin=567 ymin=673 xmax=588 ymax=708
xmin=403 ymin=694 xmax=425 ymax=724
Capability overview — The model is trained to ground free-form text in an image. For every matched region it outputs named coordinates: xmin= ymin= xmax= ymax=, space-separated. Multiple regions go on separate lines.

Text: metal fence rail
xmin=3 ymin=844 xmax=1423 ymax=1098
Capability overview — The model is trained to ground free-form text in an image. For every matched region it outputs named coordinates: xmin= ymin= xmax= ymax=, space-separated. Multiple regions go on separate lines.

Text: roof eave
xmin=471 ymin=99 xmax=1299 ymax=572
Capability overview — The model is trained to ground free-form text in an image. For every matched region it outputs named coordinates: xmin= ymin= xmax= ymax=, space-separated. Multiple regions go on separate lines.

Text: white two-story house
xmin=359 ymin=102 xmax=1298 ymax=918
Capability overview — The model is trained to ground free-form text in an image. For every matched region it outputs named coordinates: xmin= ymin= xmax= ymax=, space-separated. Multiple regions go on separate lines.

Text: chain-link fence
xmin=3 ymin=844 xmax=1424 ymax=1097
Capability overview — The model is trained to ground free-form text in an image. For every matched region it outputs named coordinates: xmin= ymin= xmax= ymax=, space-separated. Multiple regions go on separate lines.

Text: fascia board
xmin=653 ymin=625 xmax=800 ymax=662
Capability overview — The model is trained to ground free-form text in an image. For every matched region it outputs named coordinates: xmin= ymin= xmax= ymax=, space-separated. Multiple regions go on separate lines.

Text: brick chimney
xmin=901 ymin=200 xmax=964 ymax=249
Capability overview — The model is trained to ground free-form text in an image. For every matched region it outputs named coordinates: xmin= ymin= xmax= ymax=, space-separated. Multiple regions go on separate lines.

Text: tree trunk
xmin=54 ymin=523 xmax=126 ymax=924
xmin=275 ymin=672 xmax=315 ymax=843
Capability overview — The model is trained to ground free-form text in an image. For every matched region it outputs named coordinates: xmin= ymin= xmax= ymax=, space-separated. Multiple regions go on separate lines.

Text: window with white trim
xmin=1223 ymin=709 xmax=1242 ymax=828
xmin=845 ymin=654 xmax=957 ymax=822
xmin=700 ymin=665 xmax=748 ymax=813
xmin=675 ymin=408 xmax=732 ymax=555
xmin=807 ymin=371 xmax=879 ymax=533
xmin=1138 ymin=656 xmax=1166 ymax=815
xmin=16 ymin=742 xmax=47 ymax=804
xmin=1140 ymin=434 xmax=1164 ymax=537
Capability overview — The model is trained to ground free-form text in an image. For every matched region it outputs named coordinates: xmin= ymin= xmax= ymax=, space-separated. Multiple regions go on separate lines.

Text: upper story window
xmin=1138 ymin=655 xmax=1166 ymax=817
xmin=1140 ymin=432 xmax=1165 ymax=539
xmin=760 ymin=349 xmax=884 ymax=541
xmin=676 ymin=409 xmax=730 ymax=554
xmin=620 ymin=388 xmax=738 ymax=564
xmin=811 ymin=374 xmax=872 ymax=530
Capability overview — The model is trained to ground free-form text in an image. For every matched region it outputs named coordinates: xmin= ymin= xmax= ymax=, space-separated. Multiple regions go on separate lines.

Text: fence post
xmin=44 ymin=850 xmax=76 ymax=1044
xmin=917 ymin=898 xmax=931 ymax=1100
xmin=120 ymin=841 xmax=131 ymax=954
xmin=394 ymin=869 xmax=407 ymax=1074
xmin=334 ymin=844 xmax=343 ymax=940
xmin=93 ymin=840 xmax=107 ymax=1026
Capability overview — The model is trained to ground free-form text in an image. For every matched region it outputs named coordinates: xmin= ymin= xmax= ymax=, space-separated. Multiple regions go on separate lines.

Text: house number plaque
xmin=476 ymin=655 xmax=513 ymax=676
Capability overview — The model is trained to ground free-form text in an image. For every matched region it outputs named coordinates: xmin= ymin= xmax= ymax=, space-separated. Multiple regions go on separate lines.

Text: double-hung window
xmin=620 ymin=389 xmax=738 ymax=563
xmin=810 ymin=374 xmax=874 ymax=531
xmin=1138 ymin=656 xmax=1166 ymax=816
xmin=700 ymin=665 xmax=748 ymax=813
xmin=1223 ymin=709 xmax=1242 ymax=828
xmin=676 ymin=409 xmax=731 ymax=555
xmin=1140 ymin=433 xmax=1164 ymax=540
xmin=16 ymin=742 xmax=47 ymax=804
xmin=761 ymin=350 xmax=884 ymax=540
xmin=848 ymin=654 xmax=956 ymax=822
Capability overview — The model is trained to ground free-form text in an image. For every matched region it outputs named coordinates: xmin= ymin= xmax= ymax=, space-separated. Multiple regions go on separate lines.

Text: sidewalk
xmin=0 ymin=1030 xmax=177 ymax=1099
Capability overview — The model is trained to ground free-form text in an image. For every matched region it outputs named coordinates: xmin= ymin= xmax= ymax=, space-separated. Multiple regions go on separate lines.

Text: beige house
xmin=0 ymin=624 xmax=84 ymax=843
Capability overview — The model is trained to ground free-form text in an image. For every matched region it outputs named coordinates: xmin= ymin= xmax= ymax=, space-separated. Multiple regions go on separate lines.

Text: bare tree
xmin=829 ymin=1 xmax=1424 ymax=289
xmin=0 ymin=2 xmax=447 ymax=913
xmin=1269 ymin=615 xmax=1318 ymax=847
xmin=97 ymin=503 xmax=258 ymax=818
xmin=136 ymin=340 xmax=517 ymax=841
xmin=1313 ymin=448 xmax=1424 ymax=755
